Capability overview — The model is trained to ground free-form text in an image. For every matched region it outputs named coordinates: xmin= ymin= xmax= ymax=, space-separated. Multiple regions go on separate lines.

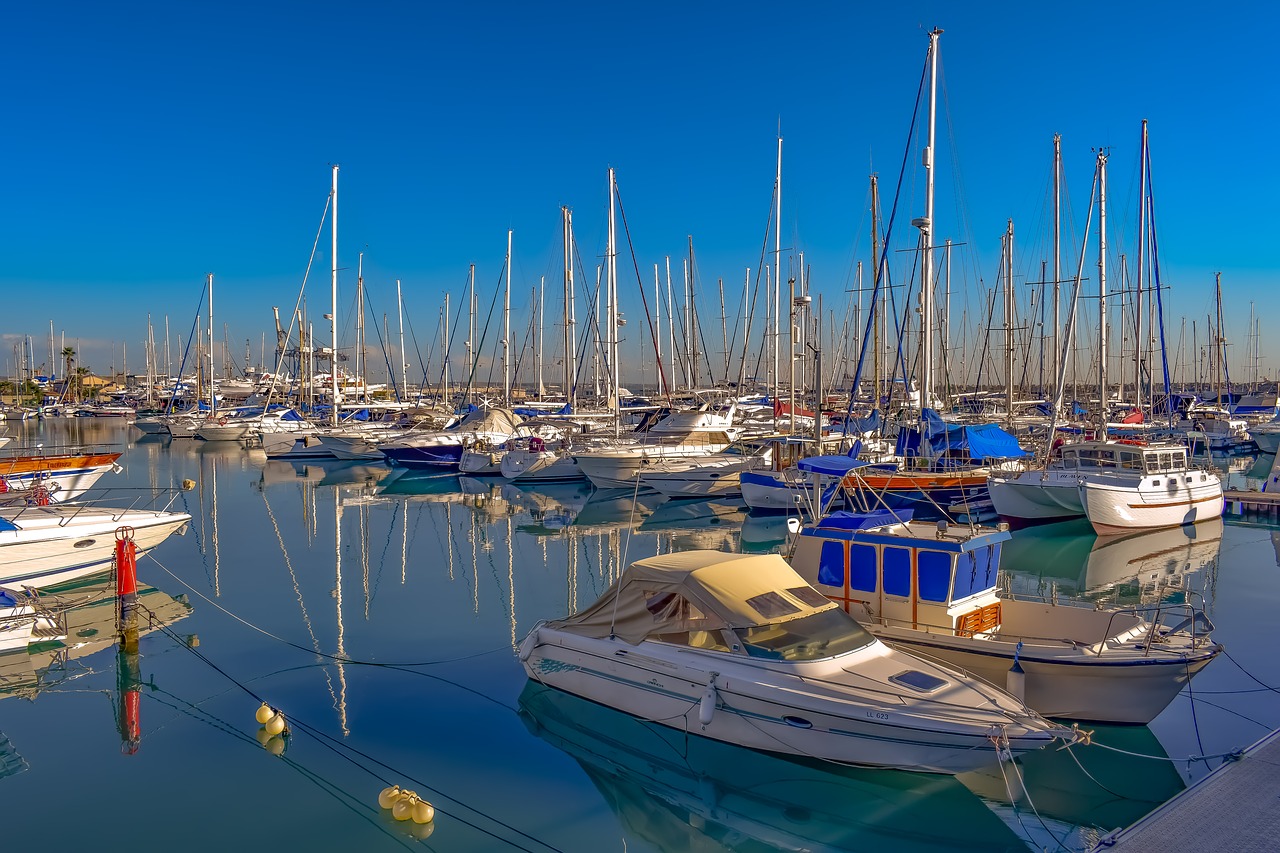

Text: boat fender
xmin=518 ymin=627 xmax=540 ymax=662
xmin=1006 ymin=640 xmax=1026 ymax=702
xmin=699 ymin=672 xmax=718 ymax=726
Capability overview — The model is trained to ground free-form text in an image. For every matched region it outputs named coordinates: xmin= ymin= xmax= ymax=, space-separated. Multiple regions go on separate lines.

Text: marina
xmin=3 ymin=7 xmax=1278 ymax=851
xmin=1 ymin=417 xmax=1279 ymax=851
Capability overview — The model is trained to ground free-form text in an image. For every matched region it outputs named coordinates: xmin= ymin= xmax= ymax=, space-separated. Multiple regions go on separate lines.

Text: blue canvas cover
xmin=816 ymin=508 xmax=912 ymax=530
xmin=796 ymin=455 xmax=870 ymax=477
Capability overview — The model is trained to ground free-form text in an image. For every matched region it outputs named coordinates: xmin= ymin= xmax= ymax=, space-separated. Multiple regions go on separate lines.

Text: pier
xmin=1223 ymin=489 xmax=1280 ymax=521
xmin=1091 ymin=728 xmax=1280 ymax=851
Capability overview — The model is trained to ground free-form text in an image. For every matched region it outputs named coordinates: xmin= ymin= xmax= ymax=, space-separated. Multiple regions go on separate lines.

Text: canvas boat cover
xmin=547 ymin=550 xmax=836 ymax=645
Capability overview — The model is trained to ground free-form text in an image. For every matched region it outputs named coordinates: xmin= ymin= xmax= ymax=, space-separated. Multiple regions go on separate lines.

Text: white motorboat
xmin=0 ymin=503 xmax=191 ymax=590
xmin=990 ymin=438 xmax=1221 ymax=531
xmin=573 ymin=407 xmax=741 ymax=489
xmin=790 ymin=513 xmax=1222 ymax=723
xmin=380 ymin=407 xmax=524 ymax=469
xmin=0 ymin=449 xmax=123 ymax=503
xmin=1077 ymin=443 xmax=1223 ymax=535
xmin=637 ymin=435 xmax=775 ymax=499
xmin=519 ymin=550 xmax=1066 ymax=774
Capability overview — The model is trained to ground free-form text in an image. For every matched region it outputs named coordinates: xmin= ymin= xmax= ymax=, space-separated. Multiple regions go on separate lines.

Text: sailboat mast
xmin=330 ymin=164 xmax=339 ymax=426
xmin=207 ymin=273 xmax=215 ymax=418
xmin=917 ymin=27 xmax=942 ymax=411
xmin=504 ymin=229 xmax=512 ymax=404
xmin=356 ymin=252 xmax=364 ymax=403
xmin=1097 ymin=149 xmax=1109 ymax=436
xmin=397 ymin=279 xmax=407 ymax=402
xmin=1004 ymin=220 xmax=1015 ymax=429
xmin=773 ymin=135 xmax=782 ymax=426
xmin=1136 ymin=120 xmax=1148 ymax=414
xmin=562 ymin=208 xmax=576 ymax=410
xmin=608 ymin=168 xmax=620 ymax=437
xmin=1052 ymin=134 xmax=1062 ymax=401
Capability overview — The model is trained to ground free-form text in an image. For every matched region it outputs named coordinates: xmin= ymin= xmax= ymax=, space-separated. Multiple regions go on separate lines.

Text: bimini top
xmin=547 ymin=550 xmax=836 ymax=645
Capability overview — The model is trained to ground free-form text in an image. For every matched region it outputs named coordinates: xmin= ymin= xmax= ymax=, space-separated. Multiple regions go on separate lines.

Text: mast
xmin=207 ymin=274 xmax=215 ymax=418
xmin=330 ymin=164 xmax=339 ymax=426
xmin=871 ymin=175 xmax=883 ymax=410
xmin=1097 ymin=149 xmax=1109 ymax=436
xmin=467 ymin=263 xmax=476 ymax=406
xmin=562 ymin=208 xmax=576 ymax=410
xmin=915 ymin=27 xmax=942 ymax=412
xmin=537 ymin=276 xmax=545 ymax=398
xmin=1136 ymin=120 xmax=1148 ymax=414
xmin=607 ymin=168 xmax=620 ymax=438
xmin=397 ymin=279 xmax=406 ymax=402
xmin=1003 ymin=219 xmax=1015 ymax=429
xmin=504 ymin=229 xmax=512 ymax=404
xmin=356 ymin=252 xmax=365 ymax=402
xmin=773 ymin=134 xmax=783 ymax=427
xmin=1052 ymin=134 xmax=1062 ymax=403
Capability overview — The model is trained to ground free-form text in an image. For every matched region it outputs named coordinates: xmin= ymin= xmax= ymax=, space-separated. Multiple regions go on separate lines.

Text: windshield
xmin=732 ymin=608 xmax=875 ymax=661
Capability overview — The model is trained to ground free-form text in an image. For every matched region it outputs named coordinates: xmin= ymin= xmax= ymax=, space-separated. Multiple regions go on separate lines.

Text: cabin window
xmin=953 ymin=544 xmax=999 ymax=599
xmin=644 ymin=592 xmax=707 ymax=623
xmin=883 ymin=546 xmax=911 ymax=597
xmin=787 ymin=586 xmax=833 ymax=609
xmin=1119 ymin=451 xmax=1141 ymax=470
xmin=746 ymin=591 xmax=801 ymax=620
xmin=917 ymin=550 xmax=952 ymax=602
xmin=849 ymin=544 xmax=878 ymax=592
xmin=817 ymin=541 xmax=845 ymax=587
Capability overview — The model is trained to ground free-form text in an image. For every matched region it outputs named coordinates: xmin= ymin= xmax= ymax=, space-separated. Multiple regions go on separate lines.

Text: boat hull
xmin=521 ymin=631 xmax=1057 ymax=775
xmin=1079 ymin=474 xmax=1224 ymax=535
xmin=0 ymin=509 xmax=191 ymax=590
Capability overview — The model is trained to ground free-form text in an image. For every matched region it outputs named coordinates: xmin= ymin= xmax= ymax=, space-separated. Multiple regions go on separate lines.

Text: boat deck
xmin=1091 ymin=727 xmax=1280 ymax=851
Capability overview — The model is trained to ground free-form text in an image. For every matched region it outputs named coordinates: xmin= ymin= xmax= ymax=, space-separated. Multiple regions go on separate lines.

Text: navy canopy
xmin=815 ymin=508 xmax=912 ymax=530
xmin=921 ymin=409 xmax=1027 ymax=459
xmin=796 ymin=455 xmax=870 ymax=477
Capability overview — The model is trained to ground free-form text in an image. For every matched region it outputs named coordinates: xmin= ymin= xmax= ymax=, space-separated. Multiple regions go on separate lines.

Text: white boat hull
xmin=0 ymin=509 xmax=191 ymax=590
xmin=1080 ymin=472 xmax=1223 ymax=535
xmin=988 ymin=470 xmax=1085 ymax=524
xmin=500 ymin=449 xmax=582 ymax=482
xmin=521 ymin=630 xmax=1059 ymax=775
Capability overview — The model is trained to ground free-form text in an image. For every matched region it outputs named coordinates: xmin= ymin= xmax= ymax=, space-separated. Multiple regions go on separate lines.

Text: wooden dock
xmin=1223 ymin=489 xmax=1280 ymax=521
xmin=1091 ymin=728 xmax=1280 ymax=851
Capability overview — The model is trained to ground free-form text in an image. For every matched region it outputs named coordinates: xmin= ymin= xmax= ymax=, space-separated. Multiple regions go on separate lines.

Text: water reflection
xmin=519 ymin=681 xmax=1024 ymax=853
xmin=1003 ymin=519 xmax=1223 ymax=606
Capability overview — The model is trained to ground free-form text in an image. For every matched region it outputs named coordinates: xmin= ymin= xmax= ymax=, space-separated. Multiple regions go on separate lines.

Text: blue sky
xmin=2 ymin=2 xmax=1273 ymax=389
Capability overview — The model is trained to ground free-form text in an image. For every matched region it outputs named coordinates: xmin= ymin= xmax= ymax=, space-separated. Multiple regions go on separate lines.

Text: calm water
xmin=4 ymin=419 xmax=1280 ymax=852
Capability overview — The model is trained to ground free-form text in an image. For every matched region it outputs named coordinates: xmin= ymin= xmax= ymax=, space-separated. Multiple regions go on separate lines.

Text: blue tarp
xmin=797 ymin=455 xmax=870 ymax=477
xmin=921 ymin=409 xmax=1028 ymax=459
xmin=816 ymin=508 xmax=912 ymax=530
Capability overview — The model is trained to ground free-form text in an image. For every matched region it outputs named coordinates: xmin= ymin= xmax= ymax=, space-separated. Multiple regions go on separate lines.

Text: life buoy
xmin=218 ymin=416 xmax=228 ymax=426
xmin=473 ymin=438 xmax=489 ymax=452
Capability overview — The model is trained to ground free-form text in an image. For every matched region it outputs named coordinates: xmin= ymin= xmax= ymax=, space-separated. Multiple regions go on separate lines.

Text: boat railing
xmin=2 ymin=483 xmax=193 ymax=527
xmin=1099 ymin=601 xmax=1217 ymax=655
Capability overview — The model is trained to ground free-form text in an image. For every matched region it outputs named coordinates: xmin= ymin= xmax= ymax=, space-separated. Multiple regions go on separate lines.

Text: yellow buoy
xmin=409 ymin=821 xmax=436 ymax=840
xmin=254 ymin=727 xmax=273 ymax=746
xmin=411 ymin=799 xmax=435 ymax=824
xmin=391 ymin=795 xmax=415 ymax=821
xmin=264 ymin=712 xmax=286 ymax=736
xmin=255 ymin=703 xmax=274 ymax=724
xmin=377 ymin=785 xmax=403 ymax=809
xmin=265 ymin=736 xmax=286 ymax=756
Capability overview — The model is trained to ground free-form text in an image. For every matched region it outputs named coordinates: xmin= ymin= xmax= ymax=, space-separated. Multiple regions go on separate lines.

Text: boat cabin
xmin=1057 ymin=441 xmax=1189 ymax=475
xmin=791 ymin=513 xmax=1010 ymax=637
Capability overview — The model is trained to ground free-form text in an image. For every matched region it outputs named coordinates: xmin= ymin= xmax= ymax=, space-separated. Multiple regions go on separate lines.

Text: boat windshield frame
xmin=729 ymin=608 xmax=876 ymax=661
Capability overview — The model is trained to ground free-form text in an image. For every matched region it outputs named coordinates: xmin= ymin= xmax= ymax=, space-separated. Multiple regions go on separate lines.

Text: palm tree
xmin=74 ymin=366 xmax=91 ymax=402
xmin=60 ymin=346 xmax=75 ymax=383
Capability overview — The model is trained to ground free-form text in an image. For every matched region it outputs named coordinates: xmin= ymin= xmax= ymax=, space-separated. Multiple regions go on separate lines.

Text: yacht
xmin=789 ymin=512 xmax=1222 ymax=723
xmin=0 ymin=503 xmax=191 ymax=590
xmin=519 ymin=550 xmax=1067 ymax=774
